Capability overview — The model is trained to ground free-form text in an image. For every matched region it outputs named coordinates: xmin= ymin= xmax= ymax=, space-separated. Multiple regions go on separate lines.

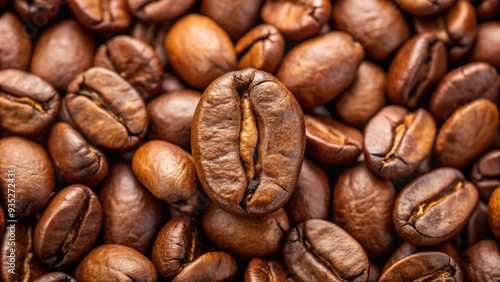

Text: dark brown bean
xmin=462 ymin=239 xmax=500 ymax=281
xmin=0 ymin=11 xmax=31 ymax=70
xmin=471 ymin=150 xmax=500 ymax=201
xmin=469 ymin=21 xmax=500 ymax=68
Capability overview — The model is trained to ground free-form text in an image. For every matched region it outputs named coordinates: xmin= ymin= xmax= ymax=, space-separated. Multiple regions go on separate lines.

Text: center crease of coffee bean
xmin=0 ymin=92 xmax=49 ymax=113
xmin=411 ymin=265 xmax=454 ymax=282
xmin=237 ymin=31 xmax=275 ymax=60
xmin=406 ymin=43 xmax=434 ymax=102
xmin=309 ymin=118 xmax=347 ymax=146
xmin=407 ymin=180 xmax=463 ymax=225
xmin=381 ymin=113 xmax=415 ymax=165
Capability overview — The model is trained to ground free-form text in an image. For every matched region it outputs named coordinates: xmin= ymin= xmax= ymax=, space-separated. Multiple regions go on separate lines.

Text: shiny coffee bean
xmin=333 ymin=163 xmax=396 ymax=257
xmin=488 ymin=187 xmax=500 ymax=240
xmin=48 ymin=122 xmax=108 ymax=187
xmin=131 ymin=22 xmax=169 ymax=67
xmin=382 ymin=242 xmax=461 ymax=273
xmin=172 ymin=252 xmax=237 ymax=282
xmin=0 ymin=11 xmax=31 ymax=70
xmin=132 ymin=140 xmax=198 ymax=204
xmin=1 ymin=222 xmax=47 ymax=282
xmin=128 ymin=0 xmax=195 ymax=23
xmin=387 ymin=32 xmax=447 ymax=109
xmin=99 ymin=161 xmax=164 ymax=254
xmin=235 ymin=24 xmax=285 ymax=74
xmin=202 ymin=203 xmax=289 ymax=258
xmin=165 ymin=14 xmax=236 ymax=90
xmin=74 ymin=244 xmax=157 ymax=282
xmin=261 ymin=0 xmax=332 ymax=41
xmin=68 ymin=0 xmax=131 ymax=34
xmin=277 ymin=31 xmax=364 ymax=110
xmin=434 ymin=98 xmax=499 ymax=169
xmin=334 ymin=61 xmax=387 ymax=128
xmin=0 ymin=136 xmax=54 ymax=217
xmin=304 ymin=114 xmax=363 ymax=166
xmin=413 ymin=0 xmax=478 ymax=60
xmin=363 ymin=106 xmax=436 ymax=179
xmin=332 ymin=0 xmax=411 ymax=61
xmin=244 ymin=258 xmax=288 ymax=282
xmin=462 ymin=239 xmax=500 ymax=281
xmin=379 ymin=252 xmax=463 ymax=282
xmin=430 ymin=62 xmax=499 ymax=125
xmin=397 ymin=0 xmax=456 ymax=16
xmin=147 ymin=90 xmax=201 ymax=150
xmin=393 ymin=167 xmax=479 ymax=246
xmin=469 ymin=21 xmax=500 ymax=68
xmin=94 ymin=36 xmax=162 ymax=101
xmin=34 ymin=184 xmax=103 ymax=269
xmin=285 ymin=158 xmax=330 ymax=225
xmin=283 ymin=219 xmax=369 ymax=282
xmin=65 ymin=67 xmax=148 ymax=152
xmin=151 ymin=215 xmax=203 ymax=280
xmin=202 ymin=0 xmax=263 ymax=41
xmin=471 ymin=150 xmax=500 ymax=201
xmin=0 ymin=69 xmax=60 ymax=136
xmin=33 ymin=272 xmax=77 ymax=282
xmin=30 ymin=19 xmax=95 ymax=92
xmin=192 ymin=69 xmax=305 ymax=216
xmin=13 ymin=0 xmax=63 ymax=24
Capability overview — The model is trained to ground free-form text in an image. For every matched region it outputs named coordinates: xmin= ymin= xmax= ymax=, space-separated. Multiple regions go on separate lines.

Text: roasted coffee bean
xmin=160 ymin=73 xmax=189 ymax=93
xmin=413 ymin=0 xmax=478 ymax=60
xmin=244 ymin=258 xmax=288 ymax=282
xmin=192 ymin=68 xmax=305 ymax=216
xmin=488 ymin=187 xmax=500 ymax=240
xmin=285 ymin=158 xmax=330 ymax=225
xmin=462 ymin=239 xmax=500 ymax=281
xmin=0 ymin=69 xmax=60 ymax=135
xmin=30 ymin=19 xmax=95 ymax=92
xmin=235 ymin=24 xmax=285 ymax=74
xmin=332 ymin=0 xmax=411 ymax=61
xmin=453 ymin=201 xmax=488 ymax=251
xmin=94 ymin=36 xmax=162 ymax=101
xmin=368 ymin=262 xmax=381 ymax=282
xmin=387 ymin=32 xmax=447 ymax=109
xmin=128 ymin=0 xmax=195 ymax=23
xmin=0 ymin=136 xmax=54 ymax=217
xmin=147 ymin=90 xmax=201 ymax=150
xmin=131 ymin=22 xmax=169 ymax=67
xmin=74 ymin=244 xmax=157 ymax=282
xmin=202 ymin=203 xmax=289 ymax=258
xmin=68 ymin=0 xmax=131 ymax=34
xmin=363 ymin=106 xmax=436 ymax=179
xmin=99 ymin=161 xmax=164 ymax=254
xmin=48 ymin=122 xmax=108 ymax=187
xmin=277 ymin=31 xmax=364 ymax=110
xmin=0 ymin=11 xmax=31 ymax=70
xmin=1 ymin=222 xmax=47 ymax=282
xmin=430 ymin=62 xmax=499 ymax=125
xmin=13 ymin=0 xmax=63 ymax=24
xmin=434 ymin=99 xmax=499 ymax=169
xmin=165 ymin=14 xmax=236 ymax=90
xmin=333 ymin=163 xmax=396 ymax=257
xmin=172 ymin=252 xmax=237 ymax=282
xmin=151 ymin=215 xmax=203 ymax=280
xmin=65 ymin=67 xmax=148 ymax=152
xmin=397 ymin=0 xmax=456 ymax=16
xmin=132 ymin=140 xmax=198 ymax=204
xmin=334 ymin=61 xmax=387 ymax=128
xmin=393 ymin=167 xmax=479 ymax=246
xmin=469 ymin=21 xmax=500 ymax=68
xmin=473 ymin=0 xmax=500 ymax=18
xmin=202 ymin=0 xmax=264 ymax=41
xmin=471 ymin=150 xmax=500 ymax=201
xmin=261 ymin=0 xmax=332 ymax=41
xmin=304 ymin=114 xmax=363 ymax=166
xmin=33 ymin=272 xmax=77 ymax=282
xmin=382 ymin=242 xmax=461 ymax=273
xmin=379 ymin=252 xmax=463 ymax=281
xmin=283 ymin=219 xmax=369 ymax=282
xmin=34 ymin=184 xmax=103 ymax=269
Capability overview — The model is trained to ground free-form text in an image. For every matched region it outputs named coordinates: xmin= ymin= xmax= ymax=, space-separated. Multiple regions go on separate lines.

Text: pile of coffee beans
xmin=0 ymin=0 xmax=499 ymax=281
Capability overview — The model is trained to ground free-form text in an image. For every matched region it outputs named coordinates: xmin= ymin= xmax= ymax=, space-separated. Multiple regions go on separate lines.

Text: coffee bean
xmin=172 ymin=252 xmax=237 ymax=282
xmin=33 ymin=272 xmax=77 ymax=282
xmin=0 ymin=69 xmax=60 ymax=136
xmin=488 ymin=187 xmax=500 ymax=240
xmin=244 ymin=258 xmax=288 ymax=282
xmin=192 ymin=68 xmax=305 ymax=216
xmin=13 ymin=0 xmax=63 ymax=24
xmin=471 ymin=150 xmax=500 ymax=201
xmin=68 ymin=0 xmax=131 ymax=34
xmin=128 ymin=0 xmax=195 ymax=23
xmin=131 ymin=21 xmax=169 ymax=67
xmin=397 ymin=0 xmax=457 ymax=16
xmin=0 ymin=11 xmax=31 ymax=70
xmin=462 ymin=239 xmax=500 ymax=281
xmin=469 ymin=21 xmax=500 ymax=68
xmin=393 ymin=167 xmax=478 ymax=246
xmin=34 ymin=184 xmax=103 ymax=269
